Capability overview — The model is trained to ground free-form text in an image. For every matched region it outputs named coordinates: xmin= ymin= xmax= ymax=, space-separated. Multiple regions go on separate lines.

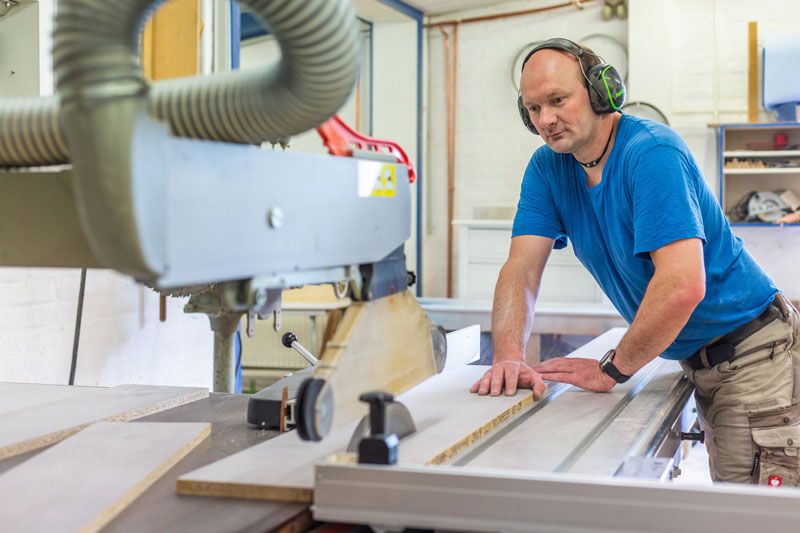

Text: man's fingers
xmin=531 ymin=372 xmax=547 ymax=400
xmin=504 ymin=365 xmax=519 ymax=396
xmin=477 ymin=370 xmax=493 ymax=395
xmin=470 ymin=378 xmax=481 ymax=393
xmin=490 ymin=366 xmax=506 ymax=396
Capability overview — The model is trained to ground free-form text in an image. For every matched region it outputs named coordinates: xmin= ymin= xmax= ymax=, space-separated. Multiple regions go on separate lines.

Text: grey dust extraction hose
xmin=0 ymin=0 xmax=361 ymax=167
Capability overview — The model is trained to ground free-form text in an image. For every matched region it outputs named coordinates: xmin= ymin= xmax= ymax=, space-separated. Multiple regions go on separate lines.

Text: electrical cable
xmin=68 ymin=268 xmax=87 ymax=386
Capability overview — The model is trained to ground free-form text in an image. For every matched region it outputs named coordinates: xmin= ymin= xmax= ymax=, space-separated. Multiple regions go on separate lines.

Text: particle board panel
xmin=0 ymin=384 xmax=208 ymax=460
xmin=177 ymin=364 xmax=534 ymax=503
xmin=0 ymin=382 xmax=99 ymax=415
xmin=0 ymin=422 xmax=210 ymax=532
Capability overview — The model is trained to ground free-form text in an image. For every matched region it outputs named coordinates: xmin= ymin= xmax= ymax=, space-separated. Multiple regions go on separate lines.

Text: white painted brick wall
xmin=668 ymin=0 xmax=800 ymax=126
xmin=0 ymin=268 xmax=213 ymax=387
xmin=0 ymin=2 xmax=213 ymax=388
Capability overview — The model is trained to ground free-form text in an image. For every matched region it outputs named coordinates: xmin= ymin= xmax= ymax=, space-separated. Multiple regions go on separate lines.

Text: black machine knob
xmin=678 ymin=431 xmax=705 ymax=443
xmin=281 ymin=331 xmax=298 ymax=348
xmin=359 ymin=391 xmax=394 ymax=436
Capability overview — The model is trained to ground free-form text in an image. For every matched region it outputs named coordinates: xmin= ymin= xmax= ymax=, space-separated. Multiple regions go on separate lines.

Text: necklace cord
xmin=576 ymin=121 xmax=615 ymax=168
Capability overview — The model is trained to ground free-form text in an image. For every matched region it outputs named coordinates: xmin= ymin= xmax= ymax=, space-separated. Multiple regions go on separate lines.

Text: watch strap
xmin=599 ymin=349 xmax=631 ymax=384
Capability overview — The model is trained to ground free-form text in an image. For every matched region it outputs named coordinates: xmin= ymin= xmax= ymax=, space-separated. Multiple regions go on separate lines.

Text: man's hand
xmin=470 ymin=359 xmax=546 ymax=399
xmin=533 ymin=357 xmax=616 ymax=392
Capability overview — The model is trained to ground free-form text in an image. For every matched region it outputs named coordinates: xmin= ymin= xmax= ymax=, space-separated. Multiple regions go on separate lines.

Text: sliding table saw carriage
xmin=3 ymin=1 xmax=800 ymax=531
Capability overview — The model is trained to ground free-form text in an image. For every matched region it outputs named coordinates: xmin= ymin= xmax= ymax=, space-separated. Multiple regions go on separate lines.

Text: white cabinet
xmin=454 ymin=219 xmax=613 ymax=308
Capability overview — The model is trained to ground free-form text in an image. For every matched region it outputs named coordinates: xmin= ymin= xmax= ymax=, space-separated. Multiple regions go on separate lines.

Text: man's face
xmin=520 ymin=49 xmax=597 ymax=153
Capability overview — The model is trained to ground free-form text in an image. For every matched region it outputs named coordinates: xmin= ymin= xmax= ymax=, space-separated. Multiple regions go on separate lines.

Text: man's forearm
xmin=491 ymin=261 xmax=539 ymax=362
xmin=614 ymin=274 xmax=704 ymax=376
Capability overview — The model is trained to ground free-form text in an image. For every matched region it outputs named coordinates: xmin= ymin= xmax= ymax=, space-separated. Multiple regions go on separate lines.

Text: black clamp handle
xmin=359 ymin=391 xmax=394 ymax=435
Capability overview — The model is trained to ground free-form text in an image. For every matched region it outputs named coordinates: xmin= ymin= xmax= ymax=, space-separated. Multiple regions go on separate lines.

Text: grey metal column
xmin=208 ymin=311 xmax=241 ymax=393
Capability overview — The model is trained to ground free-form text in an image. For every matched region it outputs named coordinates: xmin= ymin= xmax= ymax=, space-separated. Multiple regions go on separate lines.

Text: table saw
xmin=4 ymin=327 xmax=800 ymax=531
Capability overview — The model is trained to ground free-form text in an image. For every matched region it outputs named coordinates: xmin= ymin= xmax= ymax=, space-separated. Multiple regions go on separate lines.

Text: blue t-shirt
xmin=512 ymin=114 xmax=777 ymax=360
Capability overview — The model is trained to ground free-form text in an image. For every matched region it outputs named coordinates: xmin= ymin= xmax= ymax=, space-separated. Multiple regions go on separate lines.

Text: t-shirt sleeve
xmin=631 ymin=145 xmax=706 ymax=260
xmin=512 ymin=154 xmax=568 ymax=249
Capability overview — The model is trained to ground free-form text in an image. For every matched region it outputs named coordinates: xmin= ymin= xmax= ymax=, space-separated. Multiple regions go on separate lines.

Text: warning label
xmin=358 ymin=161 xmax=397 ymax=198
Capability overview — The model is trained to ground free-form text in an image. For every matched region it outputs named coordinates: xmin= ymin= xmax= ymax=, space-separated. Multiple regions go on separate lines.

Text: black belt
xmin=684 ymin=295 xmax=786 ymax=371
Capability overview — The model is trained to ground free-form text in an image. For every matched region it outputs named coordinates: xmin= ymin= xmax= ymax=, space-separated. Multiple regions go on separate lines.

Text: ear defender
xmin=518 ymin=94 xmax=539 ymax=135
xmin=585 ymin=63 xmax=626 ymax=113
xmin=517 ymin=38 xmax=626 ymax=135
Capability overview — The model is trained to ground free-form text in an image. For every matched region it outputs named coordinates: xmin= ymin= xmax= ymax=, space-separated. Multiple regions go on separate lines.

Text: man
xmin=470 ymin=38 xmax=800 ymax=486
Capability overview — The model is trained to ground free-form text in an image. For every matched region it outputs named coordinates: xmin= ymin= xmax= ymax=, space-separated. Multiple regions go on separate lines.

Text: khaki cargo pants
xmin=680 ymin=293 xmax=800 ymax=486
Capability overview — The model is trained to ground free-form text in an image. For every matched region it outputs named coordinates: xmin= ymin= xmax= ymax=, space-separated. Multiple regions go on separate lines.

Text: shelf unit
xmin=718 ymin=122 xmax=800 ymax=225
xmin=717 ymin=124 xmax=800 ymax=300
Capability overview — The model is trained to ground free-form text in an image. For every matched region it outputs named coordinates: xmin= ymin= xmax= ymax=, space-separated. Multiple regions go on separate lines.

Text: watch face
xmin=600 ymin=349 xmax=615 ymax=366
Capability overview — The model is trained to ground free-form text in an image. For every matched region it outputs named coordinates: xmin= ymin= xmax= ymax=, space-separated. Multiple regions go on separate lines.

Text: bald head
xmin=520 ymin=48 xmax=585 ymax=105
xmin=518 ymin=47 xmax=609 ymax=156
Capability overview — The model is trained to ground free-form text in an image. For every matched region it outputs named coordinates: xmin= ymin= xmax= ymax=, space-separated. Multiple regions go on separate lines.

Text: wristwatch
xmin=599 ymin=349 xmax=631 ymax=384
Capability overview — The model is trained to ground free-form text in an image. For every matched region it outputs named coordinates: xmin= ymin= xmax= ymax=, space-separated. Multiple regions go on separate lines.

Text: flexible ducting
xmin=0 ymin=0 xmax=361 ymax=167
xmin=0 ymin=97 xmax=67 ymax=166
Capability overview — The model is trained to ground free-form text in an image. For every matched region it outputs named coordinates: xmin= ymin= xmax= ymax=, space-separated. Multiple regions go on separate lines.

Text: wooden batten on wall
xmin=141 ymin=0 xmax=201 ymax=81
xmin=747 ymin=21 xmax=758 ymax=123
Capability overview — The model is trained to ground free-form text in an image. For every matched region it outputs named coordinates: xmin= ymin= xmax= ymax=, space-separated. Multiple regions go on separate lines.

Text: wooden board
xmin=0 ymin=383 xmax=99 ymax=415
xmin=748 ymin=21 xmax=758 ymax=123
xmin=0 ymin=422 xmax=209 ymax=532
xmin=177 ymin=364 xmax=533 ymax=502
xmin=313 ymin=291 xmax=440 ymax=429
xmin=0 ymin=384 xmax=208 ymax=460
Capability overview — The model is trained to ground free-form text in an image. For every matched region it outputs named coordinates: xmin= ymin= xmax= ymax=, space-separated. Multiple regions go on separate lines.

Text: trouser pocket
xmin=749 ymin=403 xmax=800 ymax=486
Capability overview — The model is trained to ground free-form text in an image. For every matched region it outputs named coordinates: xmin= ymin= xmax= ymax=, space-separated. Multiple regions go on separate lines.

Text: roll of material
xmin=0 ymin=0 xmax=361 ymax=167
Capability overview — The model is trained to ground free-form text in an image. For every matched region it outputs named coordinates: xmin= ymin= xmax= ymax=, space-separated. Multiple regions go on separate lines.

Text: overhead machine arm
xmin=0 ymin=0 xmax=443 ymax=409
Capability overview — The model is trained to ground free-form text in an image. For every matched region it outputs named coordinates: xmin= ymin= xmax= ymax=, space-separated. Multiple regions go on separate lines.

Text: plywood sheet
xmin=0 ymin=384 xmax=208 ymax=460
xmin=178 ymin=365 xmax=533 ymax=502
xmin=315 ymin=291 xmax=440 ymax=430
xmin=0 ymin=422 xmax=210 ymax=532
xmin=0 ymin=383 xmax=99 ymax=415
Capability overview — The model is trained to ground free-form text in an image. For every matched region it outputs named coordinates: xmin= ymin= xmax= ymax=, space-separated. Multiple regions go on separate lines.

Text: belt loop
xmin=774 ymin=293 xmax=791 ymax=321
xmin=699 ymin=346 xmax=711 ymax=369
